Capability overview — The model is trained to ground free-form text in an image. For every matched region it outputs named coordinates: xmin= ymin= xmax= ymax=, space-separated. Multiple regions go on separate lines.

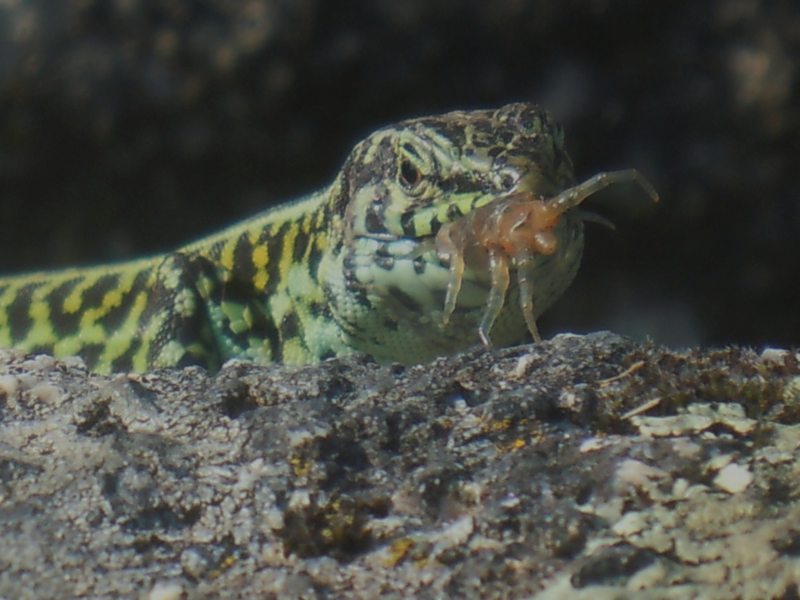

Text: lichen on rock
xmin=1 ymin=333 xmax=799 ymax=598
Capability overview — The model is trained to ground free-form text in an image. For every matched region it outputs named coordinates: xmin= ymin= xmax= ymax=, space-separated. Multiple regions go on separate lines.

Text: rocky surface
xmin=2 ymin=332 xmax=800 ymax=599
xmin=0 ymin=0 xmax=798 ymax=348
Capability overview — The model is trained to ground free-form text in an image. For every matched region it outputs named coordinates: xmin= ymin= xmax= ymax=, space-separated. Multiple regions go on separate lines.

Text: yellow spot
xmin=63 ymin=290 xmax=82 ymax=314
xmin=220 ymin=239 xmax=236 ymax=271
xmin=278 ymin=224 xmax=300 ymax=288
xmin=282 ymin=338 xmax=309 ymax=365
xmin=314 ymin=207 xmax=327 ymax=230
xmin=29 ymin=301 xmax=50 ymax=321
xmin=242 ymin=305 xmax=254 ymax=328
xmin=130 ymin=291 xmax=148 ymax=321
xmin=131 ymin=352 xmax=147 ymax=373
xmin=77 ymin=324 xmax=105 ymax=345
xmin=253 ymin=269 xmax=268 ymax=291
xmin=156 ymin=340 xmax=187 ymax=366
xmin=221 ymin=301 xmax=244 ymax=330
xmin=246 ymin=335 xmax=272 ymax=362
xmin=250 ymin=243 xmax=270 ymax=291
xmin=100 ymin=333 xmax=130 ymax=362
xmin=26 ymin=301 xmax=56 ymax=346
xmin=196 ymin=274 xmax=214 ymax=299
xmin=102 ymin=289 xmax=122 ymax=310
xmin=252 ymin=244 xmax=268 ymax=268
xmin=54 ymin=336 xmax=82 ymax=358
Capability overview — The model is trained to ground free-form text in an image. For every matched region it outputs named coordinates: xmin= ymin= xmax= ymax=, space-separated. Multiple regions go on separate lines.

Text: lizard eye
xmin=399 ymin=159 xmax=422 ymax=189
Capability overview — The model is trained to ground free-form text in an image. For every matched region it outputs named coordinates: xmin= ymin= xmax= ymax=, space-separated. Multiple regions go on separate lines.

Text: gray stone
xmin=2 ymin=332 xmax=799 ymax=598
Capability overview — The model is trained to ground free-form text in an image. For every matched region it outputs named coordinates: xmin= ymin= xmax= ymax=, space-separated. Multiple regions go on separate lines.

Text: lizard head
xmin=322 ymin=103 xmax=583 ymax=363
xmin=338 ymin=102 xmax=576 ymax=241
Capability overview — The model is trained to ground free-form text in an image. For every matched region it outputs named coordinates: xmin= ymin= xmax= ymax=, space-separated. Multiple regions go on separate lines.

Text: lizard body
xmin=0 ymin=103 xmax=580 ymax=373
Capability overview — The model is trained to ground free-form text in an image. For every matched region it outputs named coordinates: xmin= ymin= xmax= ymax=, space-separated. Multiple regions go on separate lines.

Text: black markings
xmin=6 ymin=283 xmax=36 ymax=341
xmin=292 ymin=229 xmax=310 ymax=264
xmin=400 ymin=209 xmax=416 ymax=237
xmin=79 ymin=343 xmax=106 ymax=370
xmin=264 ymin=221 xmax=290 ymax=297
xmin=265 ymin=316 xmax=282 ymax=363
xmin=492 ymin=152 xmax=509 ymax=168
xmin=365 ymin=201 xmax=387 ymax=234
xmin=330 ymin=235 xmax=345 ymax=257
xmin=49 ymin=278 xmax=84 ymax=338
xmin=429 ymin=215 xmax=442 ymax=236
xmin=145 ymin=252 xmax=217 ymax=369
xmin=252 ymin=225 xmax=274 ymax=253
xmin=332 ymin=156 xmax=353 ymax=217
xmin=103 ymin=269 xmax=151 ymax=334
xmin=430 ymin=122 xmax=466 ymax=148
xmin=307 ymin=243 xmax=324 ymax=284
xmin=412 ymin=256 xmax=426 ymax=275
xmin=307 ymin=299 xmax=328 ymax=319
xmin=499 ymin=129 xmax=515 ymax=145
xmin=279 ymin=311 xmax=300 ymax=342
xmin=197 ymin=222 xmax=313 ymax=367
xmin=234 ymin=235 xmax=256 ymax=285
xmin=342 ymin=252 xmax=357 ymax=283
xmin=340 ymin=252 xmax=370 ymax=306
xmin=472 ymin=118 xmax=494 ymax=137
xmin=446 ymin=203 xmax=461 ymax=222
xmin=81 ymin=274 xmax=122 ymax=311
xmin=319 ymin=349 xmax=336 ymax=361
xmin=402 ymin=143 xmax=421 ymax=160
xmin=386 ymin=286 xmax=421 ymax=314
xmin=374 ymin=255 xmax=394 ymax=271
xmin=439 ymin=173 xmax=485 ymax=195
xmin=175 ymin=349 xmax=213 ymax=370
xmin=208 ymin=271 xmax=282 ymax=364
xmin=110 ymin=337 xmax=142 ymax=373
xmin=374 ymin=244 xmax=394 ymax=271
xmin=348 ymin=135 xmax=394 ymax=192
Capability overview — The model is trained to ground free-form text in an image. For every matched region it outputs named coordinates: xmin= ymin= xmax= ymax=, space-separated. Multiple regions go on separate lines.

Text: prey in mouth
xmin=321 ymin=103 xmax=657 ymax=363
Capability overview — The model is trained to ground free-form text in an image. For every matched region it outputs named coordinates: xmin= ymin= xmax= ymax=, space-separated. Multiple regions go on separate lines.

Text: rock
xmin=1 ymin=332 xmax=799 ymax=598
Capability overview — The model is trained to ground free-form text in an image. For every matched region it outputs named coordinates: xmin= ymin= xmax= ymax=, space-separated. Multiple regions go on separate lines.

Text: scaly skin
xmin=0 ymin=103 xmax=580 ymax=373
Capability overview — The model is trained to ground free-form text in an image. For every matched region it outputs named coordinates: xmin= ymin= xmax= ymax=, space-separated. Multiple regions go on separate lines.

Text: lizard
xmin=0 ymin=103 xmax=648 ymax=374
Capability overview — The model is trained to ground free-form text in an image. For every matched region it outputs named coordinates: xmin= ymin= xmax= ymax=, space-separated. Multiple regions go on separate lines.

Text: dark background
xmin=1 ymin=0 xmax=797 ymax=349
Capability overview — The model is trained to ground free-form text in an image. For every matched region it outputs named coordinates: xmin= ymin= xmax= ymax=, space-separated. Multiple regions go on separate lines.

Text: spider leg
xmin=478 ymin=246 xmax=510 ymax=347
xmin=515 ymin=251 xmax=542 ymax=343
xmin=438 ymin=225 xmax=465 ymax=327
xmin=549 ymin=169 xmax=659 ymax=214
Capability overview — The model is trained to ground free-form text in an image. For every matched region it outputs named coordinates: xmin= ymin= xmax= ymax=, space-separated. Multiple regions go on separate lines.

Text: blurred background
xmin=0 ymin=0 xmax=797 ymax=349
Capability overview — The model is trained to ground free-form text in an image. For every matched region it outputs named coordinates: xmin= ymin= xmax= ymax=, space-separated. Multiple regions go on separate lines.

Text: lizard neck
xmin=187 ymin=180 xmax=354 ymax=365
